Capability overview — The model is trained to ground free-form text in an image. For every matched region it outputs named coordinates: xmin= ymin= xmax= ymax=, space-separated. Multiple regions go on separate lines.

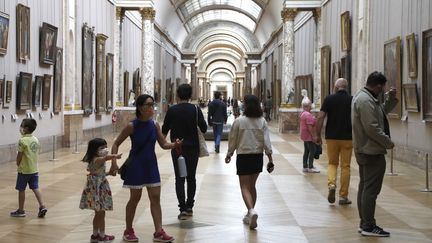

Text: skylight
xmin=186 ymin=9 xmax=256 ymax=31
xmin=181 ymin=0 xmax=261 ymax=19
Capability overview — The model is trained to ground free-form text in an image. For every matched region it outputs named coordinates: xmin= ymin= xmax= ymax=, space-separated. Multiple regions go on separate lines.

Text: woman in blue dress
xmin=110 ymin=94 xmax=182 ymax=242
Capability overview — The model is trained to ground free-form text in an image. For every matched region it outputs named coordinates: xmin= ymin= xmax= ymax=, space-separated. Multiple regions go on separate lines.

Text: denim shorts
xmin=15 ymin=173 xmax=39 ymax=191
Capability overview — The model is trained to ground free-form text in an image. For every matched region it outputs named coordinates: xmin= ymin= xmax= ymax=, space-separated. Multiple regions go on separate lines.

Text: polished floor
xmin=1 ymin=122 xmax=432 ymax=243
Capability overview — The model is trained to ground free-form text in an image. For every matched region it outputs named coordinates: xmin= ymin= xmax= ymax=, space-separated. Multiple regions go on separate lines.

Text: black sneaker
xmin=361 ymin=225 xmax=390 ymax=237
xmin=185 ymin=208 xmax=193 ymax=216
xmin=38 ymin=207 xmax=47 ymax=218
xmin=328 ymin=186 xmax=336 ymax=203
xmin=338 ymin=197 xmax=352 ymax=205
xmin=177 ymin=211 xmax=188 ymax=220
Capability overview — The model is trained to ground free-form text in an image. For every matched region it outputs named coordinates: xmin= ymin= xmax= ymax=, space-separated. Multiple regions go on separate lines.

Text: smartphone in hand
xmin=267 ymin=161 xmax=274 ymax=173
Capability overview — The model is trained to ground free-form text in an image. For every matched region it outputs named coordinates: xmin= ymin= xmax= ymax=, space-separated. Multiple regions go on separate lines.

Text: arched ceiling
xmin=168 ymin=0 xmax=283 ymax=82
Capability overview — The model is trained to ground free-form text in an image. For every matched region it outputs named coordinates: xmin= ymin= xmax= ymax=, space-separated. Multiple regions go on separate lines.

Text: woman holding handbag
xmin=162 ymin=83 xmax=207 ymax=220
xmin=110 ymin=94 xmax=182 ymax=242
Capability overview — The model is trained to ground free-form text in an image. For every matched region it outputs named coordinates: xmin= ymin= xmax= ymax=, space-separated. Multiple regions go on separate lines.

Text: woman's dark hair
xmin=243 ymin=94 xmax=263 ymax=118
xmin=82 ymin=138 xmax=107 ymax=163
xmin=135 ymin=94 xmax=154 ymax=118
xmin=366 ymin=71 xmax=387 ymax=87
xmin=177 ymin=83 xmax=192 ymax=100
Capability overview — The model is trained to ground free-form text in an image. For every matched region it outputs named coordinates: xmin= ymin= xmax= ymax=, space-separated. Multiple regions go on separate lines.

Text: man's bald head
xmin=334 ymin=78 xmax=348 ymax=91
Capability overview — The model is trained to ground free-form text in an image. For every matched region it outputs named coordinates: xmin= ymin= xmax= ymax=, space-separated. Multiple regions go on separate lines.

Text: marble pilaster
xmin=114 ymin=7 xmax=125 ymax=106
xmin=281 ymin=8 xmax=297 ymax=106
xmin=313 ymin=8 xmax=322 ymax=106
xmin=64 ymin=0 xmax=76 ymax=110
xmin=191 ymin=64 xmax=197 ymax=100
xmin=140 ymin=7 xmax=155 ymax=96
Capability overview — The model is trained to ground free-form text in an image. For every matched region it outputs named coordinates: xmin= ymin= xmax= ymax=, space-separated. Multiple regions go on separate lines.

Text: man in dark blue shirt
xmin=208 ymin=91 xmax=227 ymax=153
xmin=316 ymin=78 xmax=353 ymax=205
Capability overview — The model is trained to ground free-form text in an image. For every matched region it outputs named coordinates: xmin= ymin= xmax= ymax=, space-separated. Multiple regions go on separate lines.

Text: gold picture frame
xmin=320 ymin=45 xmax=331 ymax=104
xmin=53 ymin=48 xmax=63 ymax=113
xmin=39 ymin=22 xmax=58 ymax=65
xmin=422 ymin=29 xmax=432 ymax=121
xmin=16 ymin=4 xmax=30 ymax=61
xmin=403 ymin=83 xmax=419 ymax=112
xmin=42 ymin=74 xmax=52 ymax=110
xmin=0 ymin=75 xmax=4 ymax=106
xmin=95 ymin=33 xmax=108 ymax=113
xmin=4 ymin=80 xmax=12 ymax=108
xmin=82 ymin=23 xmax=94 ymax=115
xmin=32 ymin=75 xmax=43 ymax=108
xmin=340 ymin=11 xmax=351 ymax=51
xmin=0 ymin=11 xmax=10 ymax=55
xmin=106 ymin=53 xmax=114 ymax=111
xmin=17 ymin=72 xmax=32 ymax=110
xmin=406 ymin=33 xmax=417 ymax=79
xmin=384 ymin=36 xmax=402 ymax=119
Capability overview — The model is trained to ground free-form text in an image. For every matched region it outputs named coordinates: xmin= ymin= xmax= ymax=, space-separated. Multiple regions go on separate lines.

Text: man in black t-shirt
xmin=316 ymin=78 xmax=353 ymax=205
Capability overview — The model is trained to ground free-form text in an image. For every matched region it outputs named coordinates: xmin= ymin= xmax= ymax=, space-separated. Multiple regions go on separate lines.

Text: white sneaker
xmin=302 ymin=168 xmax=309 ymax=173
xmin=308 ymin=167 xmax=320 ymax=173
xmin=242 ymin=212 xmax=249 ymax=225
xmin=248 ymin=209 xmax=258 ymax=229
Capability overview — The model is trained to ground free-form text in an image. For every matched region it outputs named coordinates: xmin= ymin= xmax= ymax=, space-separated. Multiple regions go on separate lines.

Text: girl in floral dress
xmin=79 ymin=138 xmax=122 ymax=243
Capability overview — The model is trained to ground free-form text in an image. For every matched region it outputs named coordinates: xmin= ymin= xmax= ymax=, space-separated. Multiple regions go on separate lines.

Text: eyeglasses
xmin=142 ymin=103 xmax=155 ymax=108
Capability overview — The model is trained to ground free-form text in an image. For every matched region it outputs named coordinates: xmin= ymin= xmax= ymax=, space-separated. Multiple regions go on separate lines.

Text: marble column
xmin=245 ymin=64 xmax=252 ymax=94
xmin=191 ymin=64 xmax=197 ymax=100
xmin=140 ymin=7 xmax=155 ymax=96
xmin=356 ymin=0 xmax=370 ymax=93
xmin=313 ymin=8 xmax=322 ymax=106
xmin=281 ymin=8 xmax=297 ymax=106
xmin=114 ymin=7 xmax=125 ymax=106
xmin=64 ymin=0 xmax=76 ymax=110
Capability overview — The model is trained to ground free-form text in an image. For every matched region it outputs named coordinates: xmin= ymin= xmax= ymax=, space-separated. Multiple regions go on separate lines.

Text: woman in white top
xmin=225 ymin=94 xmax=274 ymax=230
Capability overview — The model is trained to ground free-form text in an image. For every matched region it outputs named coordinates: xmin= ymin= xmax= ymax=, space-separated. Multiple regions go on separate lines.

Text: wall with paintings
xmin=75 ymin=0 xmax=115 ymax=130
xmin=367 ymin=0 xmax=432 ymax=162
xmin=0 ymin=0 xmax=63 ymax=148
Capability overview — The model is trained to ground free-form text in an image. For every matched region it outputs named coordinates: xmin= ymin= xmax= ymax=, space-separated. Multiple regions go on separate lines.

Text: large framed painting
xmin=95 ymin=33 xmax=108 ymax=113
xmin=17 ymin=72 xmax=32 ymax=110
xmin=133 ymin=68 xmax=140 ymax=95
xmin=82 ymin=23 xmax=94 ymax=115
xmin=4 ymin=80 xmax=12 ymax=108
xmin=106 ymin=53 xmax=114 ymax=111
xmin=42 ymin=74 xmax=51 ymax=110
xmin=340 ymin=11 xmax=351 ymax=51
xmin=340 ymin=54 xmax=351 ymax=94
xmin=294 ymin=75 xmax=313 ymax=108
xmin=39 ymin=22 xmax=58 ymax=65
xmin=123 ymin=71 xmax=129 ymax=106
xmin=403 ymin=83 xmax=419 ymax=112
xmin=320 ymin=45 xmax=331 ymax=104
xmin=16 ymin=4 xmax=30 ymax=61
xmin=331 ymin=62 xmax=341 ymax=93
xmin=422 ymin=29 xmax=432 ymax=121
xmin=384 ymin=36 xmax=402 ymax=119
xmin=406 ymin=33 xmax=417 ymax=79
xmin=0 ymin=11 xmax=10 ymax=55
xmin=154 ymin=78 xmax=161 ymax=103
xmin=32 ymin=75 xmax=43 ymax=108
xmin=53 ymin=48 xmax=62 ymax=113
xmin=0 ymin=75 xmax=4 ymax=106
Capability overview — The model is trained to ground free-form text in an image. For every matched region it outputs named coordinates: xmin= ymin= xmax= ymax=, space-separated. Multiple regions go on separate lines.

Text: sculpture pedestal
xmin=278 ymin=108 xmax=319 ymax=133
xmin=63 ymin=111 xmax=84 ymax=147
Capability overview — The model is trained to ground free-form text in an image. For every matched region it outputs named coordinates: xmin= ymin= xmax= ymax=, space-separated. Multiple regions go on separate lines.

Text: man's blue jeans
xmin=212 ymin=123 xmax=223 ymax=147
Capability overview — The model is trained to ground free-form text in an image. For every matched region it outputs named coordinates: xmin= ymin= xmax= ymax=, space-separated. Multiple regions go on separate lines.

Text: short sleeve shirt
xmin=320 ymin=90 xmax=353 ymax=140
xmin=17 ymin=134 xmax=40 ymax=174
xmin=300 ymin=111 xmax=316 ymax=141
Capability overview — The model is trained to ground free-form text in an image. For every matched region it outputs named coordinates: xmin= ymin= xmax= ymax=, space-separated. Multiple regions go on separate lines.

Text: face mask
xmin=97 ymin=148 xmax=109 ymax=157
xmin=19 ymin=127 xmax=25 ymax=135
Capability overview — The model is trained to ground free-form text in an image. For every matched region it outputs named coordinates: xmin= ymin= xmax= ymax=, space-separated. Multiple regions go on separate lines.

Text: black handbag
xmin=119 ymin=158 xmax=130 ymax=180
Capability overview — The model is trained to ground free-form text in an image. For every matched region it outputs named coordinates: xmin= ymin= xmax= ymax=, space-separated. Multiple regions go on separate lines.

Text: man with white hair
xmin=316 ymin=78 xmax=353 ymax=205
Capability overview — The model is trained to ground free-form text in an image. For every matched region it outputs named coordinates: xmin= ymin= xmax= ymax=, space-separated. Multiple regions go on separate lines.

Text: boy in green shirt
xmin=10 ymin=118 xmax=47 ymax=218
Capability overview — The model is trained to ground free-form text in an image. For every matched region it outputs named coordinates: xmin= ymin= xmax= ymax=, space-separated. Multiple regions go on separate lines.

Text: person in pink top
xmin=299 ymin=98 xmax=320 ymax=173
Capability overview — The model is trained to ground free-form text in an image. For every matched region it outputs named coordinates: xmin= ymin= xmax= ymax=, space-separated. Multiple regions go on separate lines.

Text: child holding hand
xmin=79 ymin=138 xmax=122 ymax=243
